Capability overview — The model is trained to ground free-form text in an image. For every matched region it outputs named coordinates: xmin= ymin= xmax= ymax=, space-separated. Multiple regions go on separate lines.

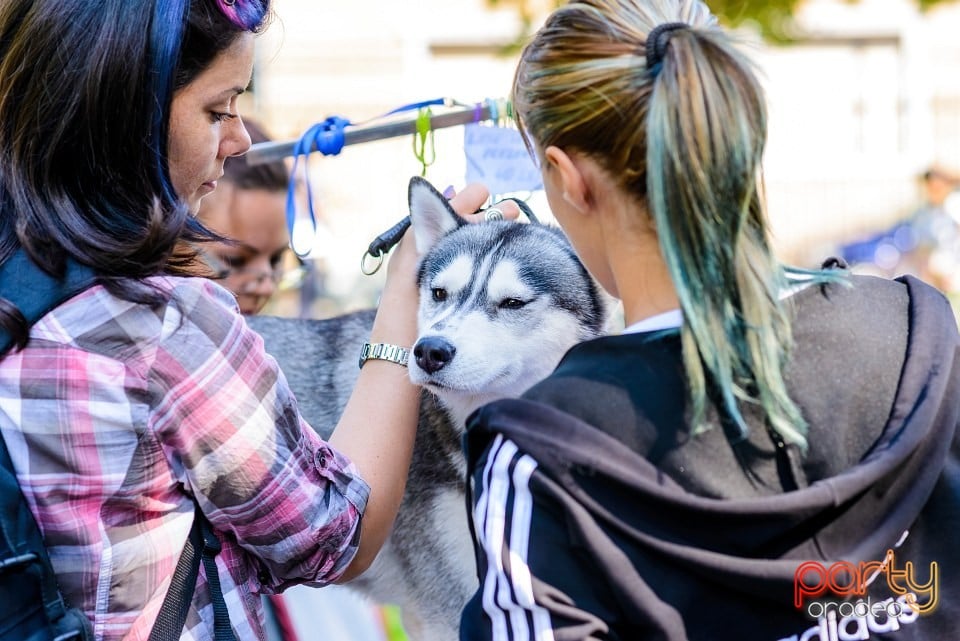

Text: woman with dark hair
xmin=460 ymin=0 xmax=960 ymax=639
xmin=0 ymin=1 xmax=515 ymax=639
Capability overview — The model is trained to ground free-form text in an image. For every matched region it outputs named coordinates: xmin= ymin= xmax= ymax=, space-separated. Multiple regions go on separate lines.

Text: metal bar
xmin=246 ymin=104 xmax=497 ymax=165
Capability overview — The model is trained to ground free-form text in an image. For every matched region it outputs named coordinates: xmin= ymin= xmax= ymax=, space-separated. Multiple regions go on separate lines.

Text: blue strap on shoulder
xmin=0 ymin=249 xmax=97 ymax=356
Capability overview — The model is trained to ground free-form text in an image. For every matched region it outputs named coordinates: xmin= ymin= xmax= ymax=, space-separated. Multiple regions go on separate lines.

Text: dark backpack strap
xmin=0 ymin=249 xmax=98 ymax=356
xmin=148 ymin=505 xmax=236 ymax=641
xmin=0 ymin=432 xmax=94 ymax=641
xmin=148 ymin=506 xmax=202 ymax=641
xmin=198 ymin=515 xmax=238 ymax=641
xmin=0 ymin=249 xmax=98 ymax=640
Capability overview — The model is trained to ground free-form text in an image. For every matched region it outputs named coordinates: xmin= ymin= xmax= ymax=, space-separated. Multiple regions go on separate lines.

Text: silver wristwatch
xmin=358 ymin=342 xmax=410 ymax=369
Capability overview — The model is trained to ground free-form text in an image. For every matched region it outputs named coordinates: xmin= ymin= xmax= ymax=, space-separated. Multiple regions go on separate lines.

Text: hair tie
xmin=645 ymin=22 xmax=689 ymax=75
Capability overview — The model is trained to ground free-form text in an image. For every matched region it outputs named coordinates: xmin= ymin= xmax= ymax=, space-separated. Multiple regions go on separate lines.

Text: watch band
xmin=358 ymin=342 xmax=410 ymax=369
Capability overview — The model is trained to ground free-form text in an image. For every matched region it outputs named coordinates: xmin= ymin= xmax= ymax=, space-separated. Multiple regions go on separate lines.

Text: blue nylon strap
xmin=284 ymin=99 xmax=450 ymax=256
xmin=285 ymin=116 xmax=353 ymax=254
xmin=372 ymin=97 xmax=447 ymax=121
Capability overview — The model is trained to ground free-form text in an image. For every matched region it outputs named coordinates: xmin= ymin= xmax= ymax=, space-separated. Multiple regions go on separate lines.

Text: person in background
xmin=460 ymin=1 xmax=960 ymax=639
xmin=0 ymin=1 xmax=515 ymax=639
xmin=904 ymin=166 xmax=960 ymax=291
xmin=839 ymin=165 xmax=960 ymax=291
xmin=197 ymin=118 xmax=297 ymax=315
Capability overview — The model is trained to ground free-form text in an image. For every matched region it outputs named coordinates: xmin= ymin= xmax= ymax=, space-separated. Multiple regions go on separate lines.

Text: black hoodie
xmin=460 ymin=275 xmax=960 ymax=641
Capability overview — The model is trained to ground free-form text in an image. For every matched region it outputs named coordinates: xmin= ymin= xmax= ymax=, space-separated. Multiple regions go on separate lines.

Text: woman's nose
xmin=222 ymin=117 xmax=252 ymax=159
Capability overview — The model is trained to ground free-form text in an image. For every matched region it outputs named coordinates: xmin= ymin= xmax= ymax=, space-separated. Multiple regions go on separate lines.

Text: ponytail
xmin=512 ymin=0 xmax=845 ymax=450
xmin=646 ymin=26 xmax=814 ymax=447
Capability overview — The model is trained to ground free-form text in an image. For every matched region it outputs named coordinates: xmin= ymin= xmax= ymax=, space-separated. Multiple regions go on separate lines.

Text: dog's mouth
xmin=409 ymin=350 xmax=521 ymax=397
xmin=421 ymin=378 xmax=469 ymax=394
xmin=415 ymin=370 xmax=512 ymax=396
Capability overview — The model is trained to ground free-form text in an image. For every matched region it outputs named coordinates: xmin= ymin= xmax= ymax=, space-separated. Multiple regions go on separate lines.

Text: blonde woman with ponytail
xmin=460 ymin=0 xmax=960 ymax=639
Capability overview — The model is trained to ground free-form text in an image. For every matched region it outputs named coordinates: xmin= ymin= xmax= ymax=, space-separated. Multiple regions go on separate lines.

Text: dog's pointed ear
xmin=408 ymin=176 xmax=466 ymax=254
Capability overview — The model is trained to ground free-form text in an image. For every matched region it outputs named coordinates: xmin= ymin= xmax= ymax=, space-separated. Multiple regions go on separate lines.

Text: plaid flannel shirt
xmin=0 ymin=276 xmax=369 ymax=641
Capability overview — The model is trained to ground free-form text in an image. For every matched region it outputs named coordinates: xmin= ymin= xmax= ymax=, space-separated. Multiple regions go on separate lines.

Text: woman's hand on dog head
xmin=447 ymin=183 xmax=523 ymax=224
xmin=384 ymin=183 xmax=522 ymax=289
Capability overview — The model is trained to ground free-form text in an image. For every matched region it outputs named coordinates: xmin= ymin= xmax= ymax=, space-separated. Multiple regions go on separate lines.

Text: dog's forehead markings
xmin=487 ymin=259 xmax=532 ymax=300
xmin=431 ymin=254 xmax=474 ymax=294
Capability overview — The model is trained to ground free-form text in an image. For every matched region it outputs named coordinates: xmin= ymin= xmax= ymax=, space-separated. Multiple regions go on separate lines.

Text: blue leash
xmin=285 ymin=99 xmax=449 ymax=257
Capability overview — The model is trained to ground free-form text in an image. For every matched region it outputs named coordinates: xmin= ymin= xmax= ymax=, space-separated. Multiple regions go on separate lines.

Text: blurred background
xmin=238 ymin=0 xmax=960 ymax=317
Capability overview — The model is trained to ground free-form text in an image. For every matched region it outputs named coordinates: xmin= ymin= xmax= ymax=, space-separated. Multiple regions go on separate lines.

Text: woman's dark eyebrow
xmin=212 ymin=86 xmax=247 ymax=101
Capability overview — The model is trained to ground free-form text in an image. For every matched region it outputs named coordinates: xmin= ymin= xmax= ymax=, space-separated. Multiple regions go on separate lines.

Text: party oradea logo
xmin=784 ymin=549 xmax=939 ymax=641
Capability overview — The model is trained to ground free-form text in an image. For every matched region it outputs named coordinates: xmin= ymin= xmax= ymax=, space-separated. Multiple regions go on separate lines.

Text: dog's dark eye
xmin=499 ymin=298 xmax=527 ymax=310
xmin=431 ymin=288 xmax=448 ymax=302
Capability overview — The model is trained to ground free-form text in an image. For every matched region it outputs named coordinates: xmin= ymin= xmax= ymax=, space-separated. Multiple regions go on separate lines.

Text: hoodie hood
xmin=465 ymin=275 xmax=960 ymax=639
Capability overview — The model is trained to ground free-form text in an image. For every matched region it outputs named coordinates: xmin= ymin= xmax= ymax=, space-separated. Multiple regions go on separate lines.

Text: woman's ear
xmin=544 ymin=146 xmax=588 ymax=213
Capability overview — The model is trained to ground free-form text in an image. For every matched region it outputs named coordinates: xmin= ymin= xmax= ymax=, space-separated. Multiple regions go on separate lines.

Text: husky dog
xmin=247 ymin=177 xmax=608 ymax=640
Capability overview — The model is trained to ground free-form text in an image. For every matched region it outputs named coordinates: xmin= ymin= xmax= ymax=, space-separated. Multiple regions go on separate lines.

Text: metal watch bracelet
xmin=358 ymin=342 xmax=410 ymax=369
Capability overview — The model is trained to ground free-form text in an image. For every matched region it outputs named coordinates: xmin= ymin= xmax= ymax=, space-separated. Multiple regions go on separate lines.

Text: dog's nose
xmin=414 ymin=337 xmax=456 ymax=374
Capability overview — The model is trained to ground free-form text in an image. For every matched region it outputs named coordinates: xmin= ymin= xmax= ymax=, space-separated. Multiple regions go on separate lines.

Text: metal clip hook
xmin=361 ymin=216 xmax=411 ymax=275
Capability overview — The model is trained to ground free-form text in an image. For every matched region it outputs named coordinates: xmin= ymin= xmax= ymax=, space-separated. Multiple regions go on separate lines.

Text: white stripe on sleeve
xmin=474 ymin=435 xmax=555 ymax=641
xmin=509 ymin=455 xmax=553 ymax=640
xmin=476 ymin=434 xmax=511 ymax=640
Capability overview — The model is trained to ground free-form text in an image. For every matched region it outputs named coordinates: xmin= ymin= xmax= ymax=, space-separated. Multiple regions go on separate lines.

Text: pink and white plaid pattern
xmin=0 ymin=276 xmax=369 ymax=641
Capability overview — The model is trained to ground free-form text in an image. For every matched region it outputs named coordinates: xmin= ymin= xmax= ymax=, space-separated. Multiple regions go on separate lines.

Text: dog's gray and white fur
xmin=247 ymin=177 xmax=608 ymax=640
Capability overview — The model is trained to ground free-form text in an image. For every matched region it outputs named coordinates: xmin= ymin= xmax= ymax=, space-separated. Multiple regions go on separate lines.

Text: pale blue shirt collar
xmin=623 ymin=309 xmax=683 ymax=334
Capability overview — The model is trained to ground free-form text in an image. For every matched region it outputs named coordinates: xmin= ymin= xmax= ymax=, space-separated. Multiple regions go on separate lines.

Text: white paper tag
xmin=464 ymin=124 xmax=543 ymax=196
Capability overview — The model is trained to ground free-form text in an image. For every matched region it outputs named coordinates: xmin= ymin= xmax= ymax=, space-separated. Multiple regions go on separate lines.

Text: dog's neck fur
xmin=430 ymin=391 xmax=504 ymax=479
xmin=439 ymin=392 xmax=505 ymax=439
